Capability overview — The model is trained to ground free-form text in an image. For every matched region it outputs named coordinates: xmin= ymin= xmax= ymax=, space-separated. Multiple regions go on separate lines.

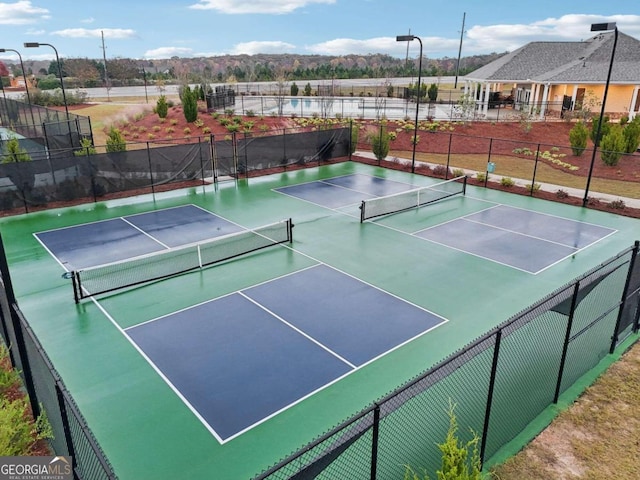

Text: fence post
xmin=370 ymin=404 xmax=380 ymax=480
xmin=554 ymin=282 xmax=581 ymax=402
xmin=0 ymin=232 xmax=40 ymax=418
xmin=609 ymin=240 xmax=640 ymax=353
xmin=55 ymin=383 xmax=77 ymax=471
xmin=146 ymin=142 xmax=155 ymax=195
xmin=484 ymin=138 xmax=493 ymax=187
xmin=480 ymin=328 xmax=502 ymax=465
xmin=530 ymin=143 xmax=541 ymax=195
xmin=445 ymin=133 xmax=452 ymax=179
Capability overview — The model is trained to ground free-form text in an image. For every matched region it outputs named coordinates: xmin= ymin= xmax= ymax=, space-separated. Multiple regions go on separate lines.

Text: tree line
xmin=1 ymin=52 xmax=505 ymax=90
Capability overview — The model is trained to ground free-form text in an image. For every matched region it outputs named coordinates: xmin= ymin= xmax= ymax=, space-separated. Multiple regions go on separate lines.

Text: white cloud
xmin=305 ymin=36 xmax=460 ymax=57
xmin=81 ymin=17 xmax=95 ymax=24
xmin=25 ymin=28 xmax=46 ymax=35
xmin=188 ymin=0 xmax=335 ymax=14
xmin=0 ymin=1 xmax=49 ymax=25
xmin=51 ymin=28 xmax=137 ymax=39
xmin=231 ymin=41 xmax=296 ymax=55
xmin=144 ymin=47 xmax=194 ymax=59
xmin=464 ymin=14 xmax=640 ymax=54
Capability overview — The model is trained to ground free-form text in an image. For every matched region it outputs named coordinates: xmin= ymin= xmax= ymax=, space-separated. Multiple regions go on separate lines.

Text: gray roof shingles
xmin=466 ymin=31 xmax=640 ymax=84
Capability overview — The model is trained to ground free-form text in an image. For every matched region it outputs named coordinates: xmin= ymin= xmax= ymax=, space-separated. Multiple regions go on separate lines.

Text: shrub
xmin=556 ymin=189 xmax=569 ymax=199
xmin=432 ymin=165 xmax=451 ymax=177
xmin=156 ymin=95 xmax=168 ymax=119
xmin=569 ymin=121 xmax=589 ymax=156
xmin=170 ymin=119 xmax=178 ymax=126
xmin=182 ymin=86 xmax=198 ymax=123
xmin=452 ymin=168 xmax=465 ymax=177
xmin=73 ymin=137 xmax=96 ymax=157
xmin=608 ymin=199 xmax=626 ymax=209
xmin=290 ymin=82 xmax=299 ymax=96
xmin=183 ymin=127 xmax=191 ymax=135
xmin=427 ymin=83 xmax=438 ymax=101
xmin=500 ymin=177 xmax=515 ymax=187
xmin=226 ymin=124 xmax=240 ymax=133
xmin=245 ymin=109 xmax=256 ymax=117
xmin=193 ymin=119 xmax=205 ymax=128
xmin=590 ymin=115 xmax=611 ymax=145
xmin=106 ymin=127 xmax=126 ymax=152
xmin=600 ymin=124 xmax=626 ymax=166
xmin=152 ymin=125 xmax=161 ymax=132
xmin=350 ymin=121 xmax=359 ymax=154
xmin=622 ymin=116 xmax=640 ymax=153
xmin=475 ymin=172 xmax=487 ymax=182
xmin=526 ymin=182 xmax=542 ymax=193
xmin=371 ymin=127 xmax=390 ymax=161
xmin=1 ymin=136 xmax=31 ymax=163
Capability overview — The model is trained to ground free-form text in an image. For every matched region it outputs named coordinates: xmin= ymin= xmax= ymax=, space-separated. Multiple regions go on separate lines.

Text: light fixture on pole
xmin=0 ymin=48 xmax=36 ymax=128
xmin=23 ymin=42 xmax=69 ymax=119
xmin=396 ymin=34 xmax=423 ymax=173
xmin=583 ymin=22 xmax=617 ymax=207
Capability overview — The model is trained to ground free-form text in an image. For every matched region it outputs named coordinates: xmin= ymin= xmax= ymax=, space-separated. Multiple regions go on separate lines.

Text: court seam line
xmin=272 ymin=188 xmax=363 ymax=218
xmin=88 ymin=296 xmax=226 ymax=444
xmin=237 ymin=291 xmax=358 ymax=369
xmin=124 ymin=263 xmax=322 ymax=330
xmin=120 ymin=217 xmax=171 ymax=249
xmin=459 ymin=217 xmax=585 ymax=250
xmin=481 ymin=201 xmax=620 ymax=231
xmin=407 ymin=203 xmax=501 ymax=235
xmin=412 ymin=235 xmax=540 ymax=274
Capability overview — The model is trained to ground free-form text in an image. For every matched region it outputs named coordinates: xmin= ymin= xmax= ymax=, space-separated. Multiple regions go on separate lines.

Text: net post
xmin=359 ymin=201 xmax=365 ymax=223
xmin=462 ymin=175 xmax=468 ymax=195
xmin=71 ymin=271 xmax=80 ymax=304
xmin=287 ymin=218 xmax=294 ymax=243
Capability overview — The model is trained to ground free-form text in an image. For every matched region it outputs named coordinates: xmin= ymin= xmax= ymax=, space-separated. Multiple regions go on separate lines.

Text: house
xmin=464 ymin=31 xmax=640 ymax=121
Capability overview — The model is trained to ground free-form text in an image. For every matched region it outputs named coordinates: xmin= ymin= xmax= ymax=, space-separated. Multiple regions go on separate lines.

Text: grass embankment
xmin=489 ymin=340 xmax=640 ymax=479
xmin=390 ymin=150 xmax=640 ymax=199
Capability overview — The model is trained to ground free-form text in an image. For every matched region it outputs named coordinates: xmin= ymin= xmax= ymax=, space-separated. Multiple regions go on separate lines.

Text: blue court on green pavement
xmin=2 ymin=161 xmax=638 ymax=479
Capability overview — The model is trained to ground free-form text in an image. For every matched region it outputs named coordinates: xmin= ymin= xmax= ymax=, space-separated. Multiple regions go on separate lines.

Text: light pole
xmin=396 ymin=34 xmax=422 ymax=173
xmin=141 ymin=66 xmax=149 ymax=104
xmin=23 ymin=42 xmax=69 ymax=120
xmin=0 ymin=48 xmax=36 ymax=128
xmin=583 ymin=22 xmax=617 ymax=207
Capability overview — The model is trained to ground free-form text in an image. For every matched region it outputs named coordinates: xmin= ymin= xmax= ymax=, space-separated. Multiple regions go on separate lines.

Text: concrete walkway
xmin=354 ymin=151 xmax=640 ymax=209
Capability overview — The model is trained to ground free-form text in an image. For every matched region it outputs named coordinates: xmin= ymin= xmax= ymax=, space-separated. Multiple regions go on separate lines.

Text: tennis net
xmin=359 ymin=176 xmax=467 ymax=222
xmin=70 ymin=218 xmax=293 ymax=303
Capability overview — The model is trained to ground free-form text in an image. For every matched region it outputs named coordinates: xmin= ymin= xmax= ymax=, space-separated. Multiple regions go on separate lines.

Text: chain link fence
xmin=255 ymin=242 xmax=640 ymax=479
xmin=0 ymin=236 xmax=117 ymax=480
xmin=0 ymin=126 xmax=351 ymax=214
xmin=0 ymin=97 xmax=92 ymax=151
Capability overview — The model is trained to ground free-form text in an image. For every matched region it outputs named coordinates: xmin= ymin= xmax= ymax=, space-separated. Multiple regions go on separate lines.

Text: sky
xmin=0 ymin=0 xmax=638 ymax=62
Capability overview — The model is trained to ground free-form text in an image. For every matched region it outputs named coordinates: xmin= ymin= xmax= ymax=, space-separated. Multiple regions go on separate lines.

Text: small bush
xmin=569 ymin=121 xmax=589 ymax=156
xmin=156 ymin=95 xmax=168 ymax=119
xmin=245 ymin=110 xmax=256 ymax=117
xmin=170 ymin=119 xmax=178 ymax=126
xmin=106 ymin=127 xmax=126 ymax=152
xmin=526 ymin=183 xmax=542 ymax=193
xmin=476 ymin=172 xmax=487 ymax=182
xmin=622 ymin=116 xmax=640 ymax=153
xmin=556 ymin=189 xmax=569 ymax=199
xmin=608 ymin=199 xmax=626 ymax=209
xmin=452 ymin=168 xmax=465 ymax=177
xmin=183 ymin=127 xmax=191 ymax=135
xmin=600 ymin=125 xmax=626 ymax=166
xmin=500 ymin=177 xmax=515 ymax=187
xmin=432 ymin=165 xmax=451 ymax=177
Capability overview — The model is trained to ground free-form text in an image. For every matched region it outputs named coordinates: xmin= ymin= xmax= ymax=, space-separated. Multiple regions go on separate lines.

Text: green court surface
xmin=1 ymin=161 xmax=639 ymax=479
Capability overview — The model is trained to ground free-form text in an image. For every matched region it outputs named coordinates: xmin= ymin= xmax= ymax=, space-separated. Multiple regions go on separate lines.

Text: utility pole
xmin=454 ymin=12 xmax=466 ymax=88
xmin=101 ymin=30 xmax=110 ymax=101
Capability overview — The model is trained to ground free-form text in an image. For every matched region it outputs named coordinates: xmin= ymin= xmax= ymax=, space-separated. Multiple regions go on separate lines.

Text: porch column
xmin=483 ymin=83 xmax=491 ymax=116
xmin=571 ymin=85 xmax=579 ymax=110
xmin=539 ymin=83 xmax=550 ymax=119
xmin=629 ymin=86 xmax=639 ymax=120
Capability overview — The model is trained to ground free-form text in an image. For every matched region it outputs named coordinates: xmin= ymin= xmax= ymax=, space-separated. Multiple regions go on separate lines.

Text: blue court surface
xmin=414 ymin=205 xmax=616 ymax=274
xmin=34 ymin=205 xmax=243 ymax=270
xmin=126 ymin=264 xmax=446 ymax=442
xmin=275 ymin=173 xmax=416 ymax=209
